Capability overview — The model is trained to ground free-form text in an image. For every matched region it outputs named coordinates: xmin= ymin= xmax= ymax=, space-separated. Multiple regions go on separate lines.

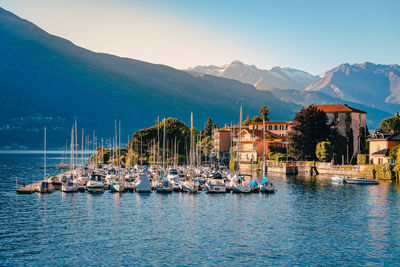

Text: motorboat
xmin=156 ymin=180 xmax=173 ymax=193
xmin=206 ymin=178 xmax=226 ymax=193
xmin=344 ymin=177 xmax=379 ymax=184
xmin=331 ymin=176 xmax=345 ymax=183
xmin=86 ymin=173 xmax=105 ymax=193
xmin=206 ymin=178 xmax=226 ymax=194
xmin=110 ymin=181 xmax=125 ymax=192
xmin=37 ymin=180 xmax=54 ymax=193
xmin=231 ymin=184 xmax=252 ymax=194
xmin=180 ymin=181 xmax=199 ymax=194
xmin=167 ymin=168 xmax=180 ymax=180
xmin=61 ymin=174 xmax=79 ymax=192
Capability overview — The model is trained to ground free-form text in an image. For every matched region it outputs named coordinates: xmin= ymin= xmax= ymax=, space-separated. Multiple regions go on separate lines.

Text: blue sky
xmin=2 ymin=0 xmax=399 ymax=74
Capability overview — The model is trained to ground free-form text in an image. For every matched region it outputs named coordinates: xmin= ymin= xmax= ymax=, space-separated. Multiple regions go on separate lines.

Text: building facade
xmin=367 ymin=132 xmax=400 ymax=165
xmin=313 ymin=104 xmax=367 ymax=153
xmin=249 ymin=121 xmax=292 ymax=136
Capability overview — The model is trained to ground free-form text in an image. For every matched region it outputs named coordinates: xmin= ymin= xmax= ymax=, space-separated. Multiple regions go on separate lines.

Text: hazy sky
xmin=1 ymin=0 xmax=399 ymax=74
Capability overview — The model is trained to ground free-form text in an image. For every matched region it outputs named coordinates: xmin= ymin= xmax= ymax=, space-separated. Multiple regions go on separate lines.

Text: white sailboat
xmin=231 ymin=106 xmax=252 ymax=194
xmin=259 ymin=117 xmax=275 ymax=193
xmin=62 ymin=125 xmax=78 ymax=192
xmin=181 ymin=112 xmax=199 ymax=194
xmin=37 ymin=126 xmax=54 ymax=193
xmin=87 ymin=173 xmax=105 ymax=193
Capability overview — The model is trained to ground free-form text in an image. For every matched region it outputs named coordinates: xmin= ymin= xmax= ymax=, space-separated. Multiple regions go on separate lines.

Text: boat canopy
xmin=249 ymin=180 xmax=258 ymax=187
xmin=260 ymin=174 xmax=269 ymax=185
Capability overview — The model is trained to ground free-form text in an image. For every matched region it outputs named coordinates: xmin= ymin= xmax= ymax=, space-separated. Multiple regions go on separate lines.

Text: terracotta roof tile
xmin=312 ymin=104 xmax=366 ymax=114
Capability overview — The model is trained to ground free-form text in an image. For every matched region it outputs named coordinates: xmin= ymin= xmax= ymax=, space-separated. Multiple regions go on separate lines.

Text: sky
xmin=1 ymin=0 xmax=399 ymax=75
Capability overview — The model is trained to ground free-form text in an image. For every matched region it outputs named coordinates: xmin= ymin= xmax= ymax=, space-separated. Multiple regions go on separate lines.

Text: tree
xmin=268 ymin=145 xmax=286 ymax=154
xmin=131 ymin=117 xmax=191 ymax=163
xmin=204 ymin=118 xmax=214 ymax=137
xmin=242 ymin=115 xmax=252 ymax=126
xmin=358 ymin=126 xmax=368 ymax=154
xmin=329 ymin=129 xmax=347 ymax=164
xmin=289 ymin=105 xmax=331 ymax=161
xmin=389 ymin=145 xmax=400 ymax=161
xmin=316 ymin=141 xmax=333 ymax=162
xmin=379 ymin=113 xmax=400 ymax=133
xmin=260 ymin=106 xmax=271 ymax=121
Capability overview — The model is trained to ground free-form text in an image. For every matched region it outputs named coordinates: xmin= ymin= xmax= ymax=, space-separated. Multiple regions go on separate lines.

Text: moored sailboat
xmin=86 ymin=173 xmax=105 ymax=193
xmin=37 ymin=127 xmax=54 ymax=193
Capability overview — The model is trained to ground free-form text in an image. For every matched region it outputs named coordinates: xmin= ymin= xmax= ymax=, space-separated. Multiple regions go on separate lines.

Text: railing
xmin=266 ymin=161 xmax=296 ymax=168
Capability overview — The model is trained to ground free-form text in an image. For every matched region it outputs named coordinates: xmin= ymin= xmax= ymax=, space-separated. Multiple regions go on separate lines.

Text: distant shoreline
xmin=0 ymin=150 xmax=95 ymax=154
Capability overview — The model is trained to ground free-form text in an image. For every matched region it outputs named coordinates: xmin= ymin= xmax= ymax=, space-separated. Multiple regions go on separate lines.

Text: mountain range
xmin=0 ymin=7 xmax=299 ymax=149
xmin=187 ymin=60 xmax=319 ymax=90
xmin=0 ymin=7 xmax=397 ymax=149
xmin=188 ymin=61 xmax=400 ymax=128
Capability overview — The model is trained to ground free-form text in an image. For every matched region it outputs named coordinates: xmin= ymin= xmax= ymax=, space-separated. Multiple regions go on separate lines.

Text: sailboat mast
xmin=44 ymin=126 xmax=46 ymax=180
xmin=157 ymin=117 xmax=160 ymax=166
xmin=163 ymin=119 xmax=166 ymax=173
xmin=70 ymin=125 xmax=74 ymax=173
xmin=237 ymin=106 xmax=242 ymax=174
xmin=190 ymin=112 xmax=194 ymax=168
xmin=119 ymin=120 xmax=121 ymax=168
xmin=81 ymin=128 xmax=84 ymax=168
xmin=263 ymin=117 xmax=265 ymax=176
xmin=75 ymin=119 xmax=78 ymax=169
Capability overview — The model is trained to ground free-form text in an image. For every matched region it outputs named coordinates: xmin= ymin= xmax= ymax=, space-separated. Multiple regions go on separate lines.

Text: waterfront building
xmin=249 ymin=121 xmax=292 ymax=136
xmin=211 ymin=124 xmax=249 ymax=165
xmin=367 ymin=132 xmax=400 ymax=165
xmin=232 ymin=128 xmax=288 ymax=173
xmin=312 ymin=104 xmax=367 ymax=153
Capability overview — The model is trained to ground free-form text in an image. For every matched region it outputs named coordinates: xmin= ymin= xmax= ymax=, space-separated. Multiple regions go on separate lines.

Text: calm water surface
xmin=1 ymin=152 xmax=400 ymax=266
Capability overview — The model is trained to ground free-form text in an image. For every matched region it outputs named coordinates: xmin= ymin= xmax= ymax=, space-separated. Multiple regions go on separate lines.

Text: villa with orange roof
xmin=312 ymin=104 xmax=367 ymax=153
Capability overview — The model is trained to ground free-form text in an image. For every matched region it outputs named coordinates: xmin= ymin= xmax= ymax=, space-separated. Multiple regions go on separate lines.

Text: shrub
xmin=357 ymin=154 xmax=368 ymax=165
xmin=316 ymin=141 xmax=333 ymax=162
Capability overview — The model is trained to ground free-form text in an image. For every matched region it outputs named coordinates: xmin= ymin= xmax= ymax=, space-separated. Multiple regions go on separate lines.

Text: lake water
xmin=1 ymin=152 xmax=400 ymax=266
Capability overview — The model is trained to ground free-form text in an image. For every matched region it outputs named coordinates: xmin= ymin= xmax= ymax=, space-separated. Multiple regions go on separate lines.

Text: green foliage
xmin=242 ymin=114 xmax=263 ymax=126
xmin=379 ymin=114 xmax=400 ymax=133
xmin=242 ymin=115 xmax=252 ymax=126
xmin=390 ymin=145 xmax=400 ymax=161
xmin=328 ymin=129 xmax=347 ymax=163
xmin=289 ymin=106 xmax=331 ymax=161
xmin=395 ymin=147 xmax=400 ymax=172
xmin=358 ymin=126 xmax=368 ymax=154
xmin=268 ymin=152 xmax=287 ymax=161
xmin=131 ymin=117 xmax=192 ymax=164
xmin=203 ymin=118 xmax=218 ymax=137
xmin=229 ymin=159 xmax=238 ymax=172
xmin=347 ymin=128 xmax=354 ymax=164
xmin=268 ymin=145 xmax=286 ymax=154
xmin=316 ymin=141 xmax=333 ymax=162
xmin=357 ymin=154 xmax=368 ymax=165
xmin=260 ymin=106 xmax=271 ymax=121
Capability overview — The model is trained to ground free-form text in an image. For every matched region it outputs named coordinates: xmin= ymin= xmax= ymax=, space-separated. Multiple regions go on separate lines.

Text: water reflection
xmin=3 ymin=153 xmax=400 ymax=265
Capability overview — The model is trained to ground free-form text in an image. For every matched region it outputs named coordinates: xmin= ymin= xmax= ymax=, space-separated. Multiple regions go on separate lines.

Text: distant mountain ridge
xmin=0 ymin=7 xmax=300 ymax=149
xmin=305 ymin=62 xmax=400 ymax=113
xmin=186 ymin=60 xmax=319 ymax=90
xmin=188 ymin=60 xmax=400 ymax=129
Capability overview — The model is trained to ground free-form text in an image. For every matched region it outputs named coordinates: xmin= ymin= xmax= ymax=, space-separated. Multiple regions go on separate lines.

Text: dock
xmin=16 ymin=180 xmax=43 ymax=194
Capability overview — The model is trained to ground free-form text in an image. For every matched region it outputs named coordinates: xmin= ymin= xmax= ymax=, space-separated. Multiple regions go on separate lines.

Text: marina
xmin=2 ymin=151 xmax=400 ymax=266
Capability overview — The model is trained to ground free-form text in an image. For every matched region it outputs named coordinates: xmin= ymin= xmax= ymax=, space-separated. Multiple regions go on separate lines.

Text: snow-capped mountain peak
xmin=186 ymin=60 xmax=318 ymax=90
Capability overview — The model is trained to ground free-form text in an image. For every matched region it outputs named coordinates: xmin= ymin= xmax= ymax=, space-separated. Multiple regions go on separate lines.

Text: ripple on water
xmin=1 ymin=153 xmax=400 ymax=265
